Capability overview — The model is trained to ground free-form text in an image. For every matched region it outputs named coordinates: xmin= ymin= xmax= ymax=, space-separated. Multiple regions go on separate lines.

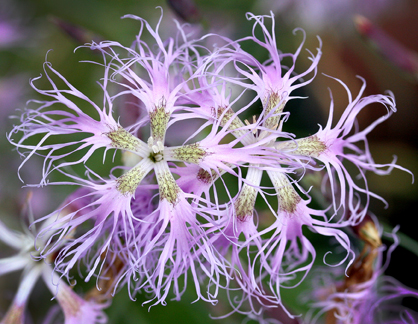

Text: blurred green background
xmin=1 ymin=0 xmax=418 ymax=323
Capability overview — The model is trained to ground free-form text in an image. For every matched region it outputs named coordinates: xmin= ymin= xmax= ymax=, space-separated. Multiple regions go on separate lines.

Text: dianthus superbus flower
xmin=0 ymin=216 xmax=108 ymax=324
xmin=7 ymin=9 xmax=411 ymax=319
xmin=306 ymin=219 xmax=418 ymax=324
xmin=275 ymin=77 xmax=413 ymax=223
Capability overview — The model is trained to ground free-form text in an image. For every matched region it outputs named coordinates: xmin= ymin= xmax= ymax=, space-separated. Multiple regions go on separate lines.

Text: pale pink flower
xmin=0 ymin=219 xmax=107 ymax=324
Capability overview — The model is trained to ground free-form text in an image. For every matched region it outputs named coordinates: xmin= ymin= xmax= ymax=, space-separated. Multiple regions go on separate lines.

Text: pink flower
xmin=222 ymin=12 xmax=322 ymax=132
xmin=42 ymin=267 xmax=108 ymax=324
xmin=8 ymin=61 xmax=136 ymax=185
xmin=248 ymin=171 xmax=353 ymax=317
xmin=307 ymin=222 xmax=418 ymax=324
xmin=276 ymin=77 xmax=413 ymax=223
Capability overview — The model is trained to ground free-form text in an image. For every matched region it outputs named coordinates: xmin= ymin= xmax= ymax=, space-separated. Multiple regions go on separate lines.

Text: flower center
xmin=147 ymin=136 xmax=164 ymax=163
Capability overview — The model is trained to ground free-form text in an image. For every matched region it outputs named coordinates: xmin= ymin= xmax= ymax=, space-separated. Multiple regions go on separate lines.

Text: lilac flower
xmin=240 ymin=171 xmax=353 ymax=318
xmin=9 ymin=61 xmax=134 ymax=185
xmin=275 ymin=76 xmax=413 ymax=223
xmin=225 ymin=12 xmax=322 ymax=131
xmin=306 ymin=219 xmax=418 ymax=324
xmin=36 ymin=179 xmax=152 ymax=281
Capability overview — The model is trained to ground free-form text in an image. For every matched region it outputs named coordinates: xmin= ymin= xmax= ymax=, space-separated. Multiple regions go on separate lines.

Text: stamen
xmin=157 ymin=141 xmax=164 ymax=152
xmin=244 ymin=115 xmax=259 ymax=134
xmin=277 ymin=119 xmax=284 ymax=132
xmin=147 ymin=137 xmax=165 ymax=162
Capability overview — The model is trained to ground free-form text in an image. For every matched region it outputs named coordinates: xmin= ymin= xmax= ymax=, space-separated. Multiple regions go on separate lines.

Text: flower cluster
xmin=5 ymin=11 xmax=413 ymax=322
